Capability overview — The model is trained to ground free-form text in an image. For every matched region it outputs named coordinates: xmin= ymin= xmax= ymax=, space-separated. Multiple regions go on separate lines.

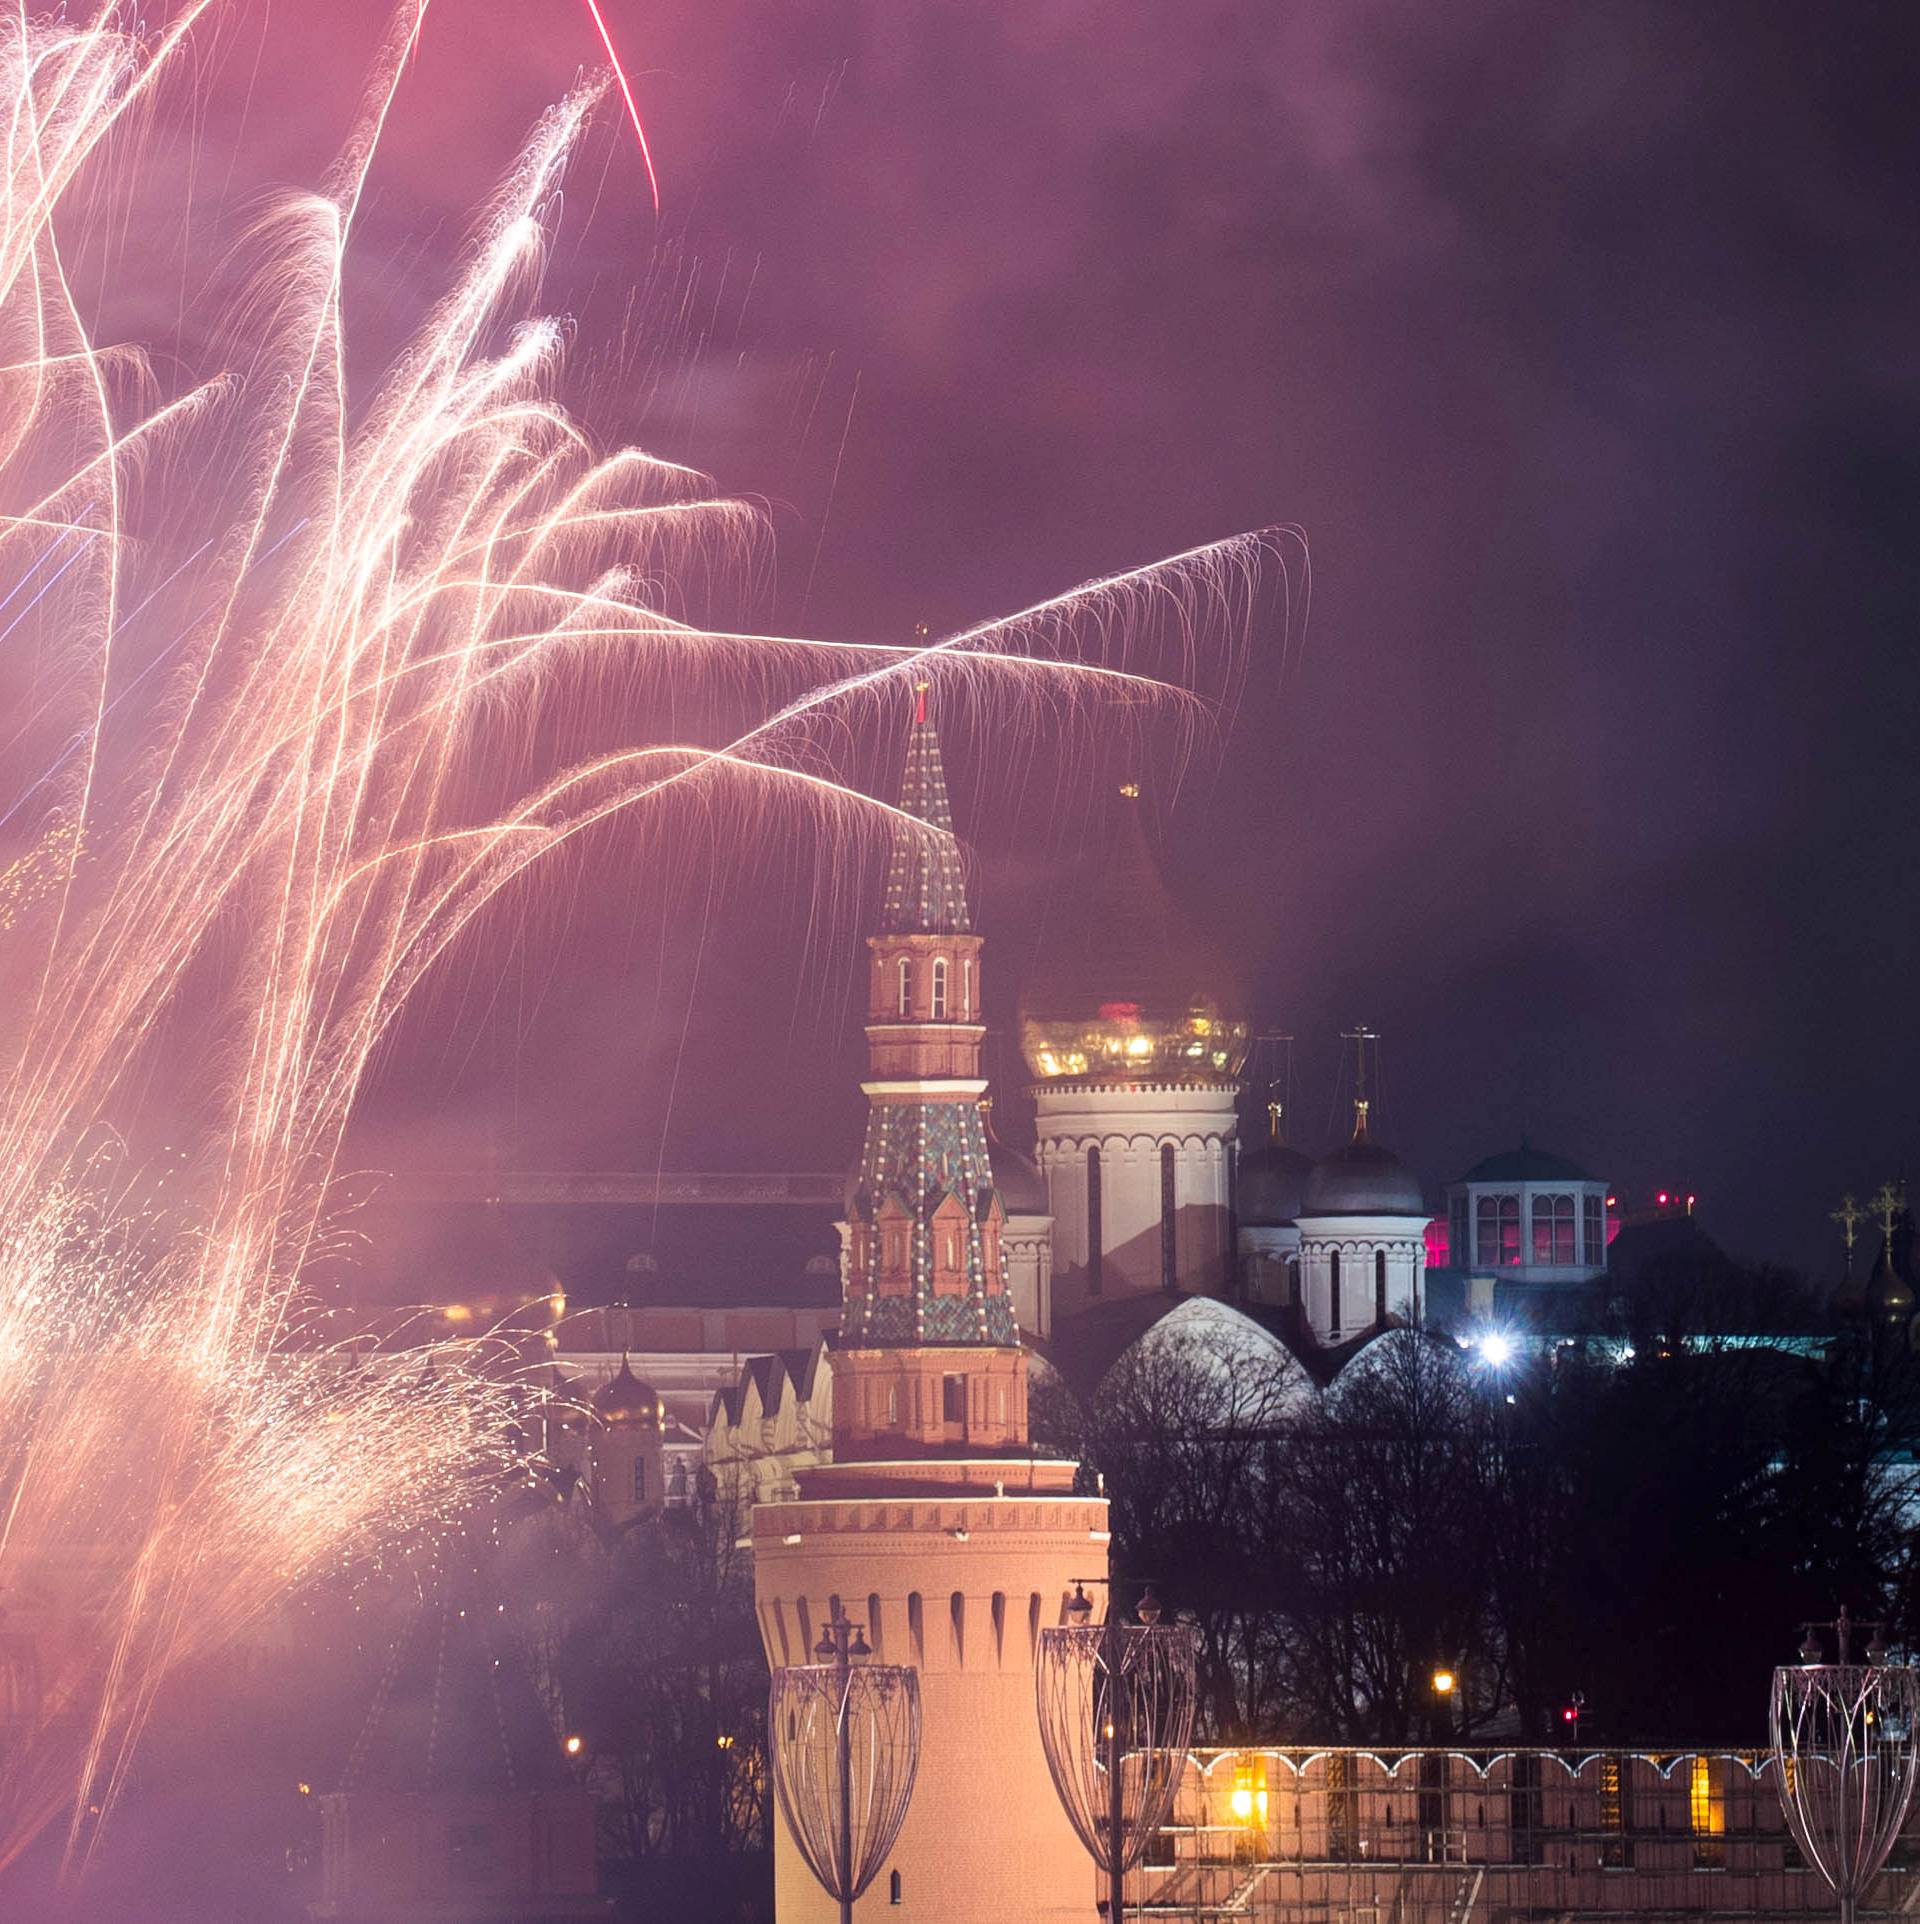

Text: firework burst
xmin=0 ymin=0 xmax=1291 ymax=1878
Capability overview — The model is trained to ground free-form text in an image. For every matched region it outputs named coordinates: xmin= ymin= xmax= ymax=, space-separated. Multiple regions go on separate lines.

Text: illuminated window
xmin=1600 ymin=1755 xmax=1629 ymax=1868
xmin=931 ymin=957 xmax=949 ymax=1020
xmin=1689 ymin=1756 xmax=1724 ymax=1869
xmin=1583 ymin=1194 xmax=1605 ymax=1265
xmin=1477 ymin=1193 xmax=1521 ymax=1266
xmin=1532 ymin=1193 xmax=1576 ymax=1265
xmin=896 ymin=956 xmax=911 ymax=1017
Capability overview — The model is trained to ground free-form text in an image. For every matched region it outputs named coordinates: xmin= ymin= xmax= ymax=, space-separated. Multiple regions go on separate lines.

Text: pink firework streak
xmin=581 ymin=0 xmax=661 ymax=211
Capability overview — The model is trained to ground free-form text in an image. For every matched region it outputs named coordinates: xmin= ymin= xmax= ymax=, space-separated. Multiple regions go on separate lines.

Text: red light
xmin=1686 ymin=1193 xmax=1696 ymax=1207
xmin=1657 ymin=1192 xmax=1669 ymax=1206
xmin=1605 ymin=1195 xmax=1617 ymax=1208
xmin=1562 ymin=1706 xmax=1578 ymax=1723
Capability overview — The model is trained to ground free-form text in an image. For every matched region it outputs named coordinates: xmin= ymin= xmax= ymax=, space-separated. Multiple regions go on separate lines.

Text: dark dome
xmin=1237 ymin=1141 xmax=1313 ymax=1226
xmin=1303 ymin=1139 xmax=1426 ymax=1218
xmin=1458 ymin=1143 xmax=1593 ymax=1184
xmin=593 ymin=1357 xmax=661 ymax=1427
xmin=989 ymin=1138 xmax=1049 ymax=1215
xmin=1019 ymin=788 xmax=1247 ymax=1086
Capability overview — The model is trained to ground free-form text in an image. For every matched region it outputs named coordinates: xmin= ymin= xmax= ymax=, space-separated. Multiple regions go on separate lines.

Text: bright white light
xmin=1477 ymin=1333 xmax=1514 ymax=1368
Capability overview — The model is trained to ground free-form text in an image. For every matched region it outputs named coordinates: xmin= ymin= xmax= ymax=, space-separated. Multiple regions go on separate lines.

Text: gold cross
xmin=1832 ymin=1192 xmax=1865 ymax=1254
xmin=1870 ymin=1180 xmax=1906 ymax=1245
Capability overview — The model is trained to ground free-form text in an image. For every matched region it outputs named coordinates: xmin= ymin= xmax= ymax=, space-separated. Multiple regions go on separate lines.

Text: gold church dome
xmin=1018 ymin=787 xmax=1248 ymax=1087
xmin=592 ymin=1356 xmax=663 ymax=1428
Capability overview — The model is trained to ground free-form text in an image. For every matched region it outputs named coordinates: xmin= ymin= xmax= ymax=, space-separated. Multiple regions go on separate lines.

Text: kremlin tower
xmin=752 ymin=691 xmax=1103 ymax=1923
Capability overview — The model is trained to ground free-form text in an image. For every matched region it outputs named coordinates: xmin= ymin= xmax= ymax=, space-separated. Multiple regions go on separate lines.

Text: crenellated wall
xmin=753 ymin=1468 xmax=1105 ymax=1922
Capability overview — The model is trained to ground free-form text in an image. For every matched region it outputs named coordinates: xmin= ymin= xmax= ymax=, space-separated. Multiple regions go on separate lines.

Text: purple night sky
xmin=120 ymin=1 xmax=1920 ymax=1275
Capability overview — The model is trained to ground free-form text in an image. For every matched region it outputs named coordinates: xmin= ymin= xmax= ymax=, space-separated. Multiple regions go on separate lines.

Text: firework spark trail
xmin=0 ymin=0 xmax=1293 ymax=1878
xmin=578 ymin=0 xmax=662 ymax=212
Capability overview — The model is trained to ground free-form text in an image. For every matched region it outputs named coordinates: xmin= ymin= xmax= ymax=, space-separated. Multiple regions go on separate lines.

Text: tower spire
xmin=880 ymin=681 xmax=972 ymax=936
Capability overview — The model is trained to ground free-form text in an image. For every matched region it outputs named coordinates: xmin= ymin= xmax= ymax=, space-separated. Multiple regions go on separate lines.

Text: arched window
xmin=886 ymin=1383 xmax=899 ymax=1427
xmin=1477 ymin=1193 xmax=1521 ymax=1266
xmin=1159 ymin=1142 xmax=1178 ymax=1294
xmin=1532 ymin=1193 xmax=1576 ymax=1266
xmin=963 ymin=957 xmax=974 ymax=1018
xmin=890 ymin=1870 xmax=903 ymax=1906
xmin=896 ymin=955 xmax=912 ymax=1018
xmin=1583 ymin=1193 xmax=1605 ymax=1264
xmin=1086 ymin=1145 xmax=1104 ymax=1296
xmin=931 ymin=956 xmax=949 ymax=1020
xmin=1375 ymin=1247 xmax=1388 ymax=1325
xmin=632 ymin=1456 xmax=648 ymax=1505
xmin=1329 ymin=1248 xmax=1342 ymax=1332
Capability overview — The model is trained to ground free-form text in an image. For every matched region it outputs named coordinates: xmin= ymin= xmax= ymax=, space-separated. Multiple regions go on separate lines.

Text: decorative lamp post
xmin=769 ymin=1606 xmax=921 ymax=1924
xmin=1036 ymin=1580 xmax=1199 ymax=1922
xmin=1770 ymin=1609 xmax=1920 ymax=1924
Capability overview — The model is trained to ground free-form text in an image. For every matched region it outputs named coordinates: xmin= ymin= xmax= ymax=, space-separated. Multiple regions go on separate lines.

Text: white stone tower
xmin=1018 ymin=787 xmax=1248 ymax=1322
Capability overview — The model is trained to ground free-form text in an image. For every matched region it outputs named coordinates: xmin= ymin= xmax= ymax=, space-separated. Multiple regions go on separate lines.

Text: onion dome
xmin=989 ymin=1138 xmax=1048 ymax=1215
xmin=1864 ymin=1210 xmax=1917 ymax=1328
xmin=1303 ymin=1104 xmax=1425 ymax=1218
xmin=1238 ymin=1140 xmax=1314 ymax=1226
xmin=593 ymin=1355 xmax=662 ymax=1428
xmin=978 ymin=1096 xmax=1047 ymax=1214
xmin=1018 ymin=786 xmax=1248 ymax=1085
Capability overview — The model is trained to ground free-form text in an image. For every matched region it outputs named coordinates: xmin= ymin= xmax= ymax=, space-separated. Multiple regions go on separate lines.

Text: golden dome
xmin=592 ymin=1356 xmax=662 ymax=1428
xmin=1018 ymin=789 xmax=1248 ymax=1086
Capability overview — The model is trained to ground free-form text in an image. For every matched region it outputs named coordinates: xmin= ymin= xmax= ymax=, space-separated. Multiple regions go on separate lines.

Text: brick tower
xmin=753 ymin=691 xmax=1105 ymax=1923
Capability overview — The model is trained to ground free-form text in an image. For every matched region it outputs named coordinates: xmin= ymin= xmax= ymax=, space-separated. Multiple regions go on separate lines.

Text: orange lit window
xmin=1690 ymin=1757 xmax=1724 ymax=1868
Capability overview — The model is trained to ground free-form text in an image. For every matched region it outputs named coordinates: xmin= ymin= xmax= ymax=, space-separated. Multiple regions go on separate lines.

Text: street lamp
xmin=1430 ymin=1668 xmax=1456 ymax=1698
xmin=769 ymin=1605 xmax=921 ymax=1924
xmin=1771 ymin=1610 xmax=1920 ymax=1924
xmin=1036 ymin=1580 xmax=1198 ymax=1924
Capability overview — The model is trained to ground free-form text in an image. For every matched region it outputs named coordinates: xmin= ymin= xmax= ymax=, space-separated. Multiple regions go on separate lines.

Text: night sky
xmin=137 ymin=1 xmax=1920 ymax=1276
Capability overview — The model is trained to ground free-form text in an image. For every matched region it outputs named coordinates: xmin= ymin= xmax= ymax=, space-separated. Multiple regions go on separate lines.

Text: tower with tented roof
xmin=752 ymin=687 xmax=1102 ymax=1924
xmin=836 ymin=683 xmax=1026 ymax=1455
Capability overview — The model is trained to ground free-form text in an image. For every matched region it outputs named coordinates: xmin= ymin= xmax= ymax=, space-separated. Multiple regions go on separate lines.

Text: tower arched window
xmin=896 ymin=956 xmax=912 ymax=1018
xmin=1086 ymin=1145 xmax=1104 ymax=1297
xmin=1159 ymin=1142 xmax=1178 ymax=1294
xmin=963 ymin=957 xmax=974 ymax=1019
xmin=931 ymin=956 xmax=949 ymax=1020
xmin=1328 ymin=1248 xmax=1342 ymax=1332
xmin=1375 ymin=1247 xmax=1388 ymax=1325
